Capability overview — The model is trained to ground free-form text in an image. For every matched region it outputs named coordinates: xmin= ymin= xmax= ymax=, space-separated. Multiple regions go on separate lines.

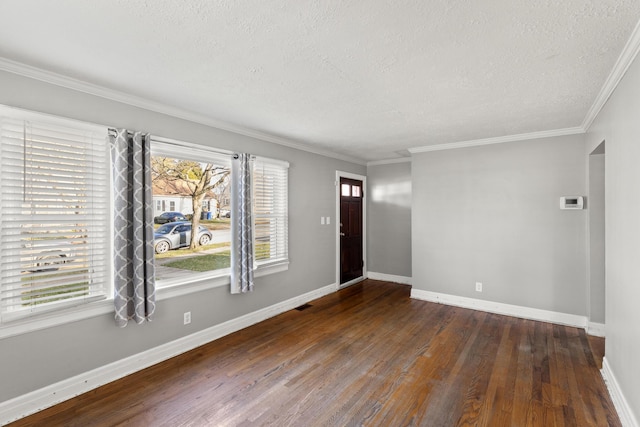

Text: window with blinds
xmin=0 ymin=109 xmax=110 ymax=321
xmin=253 ymin=157 xmax=288 ymax=266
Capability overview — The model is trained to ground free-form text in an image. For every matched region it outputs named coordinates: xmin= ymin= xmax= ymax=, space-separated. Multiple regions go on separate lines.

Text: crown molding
xmin=408 ymin=127 xmax=585 ymax=154
xmin=367 ymin=157 xmax=412 ymax=166
xmin=4 ymin=11 xmax=639 ymax=164
xmin=582 ymin=18 xmax=640 ymax=132
xmin=0 ymin=58 xmax=366 ymax=166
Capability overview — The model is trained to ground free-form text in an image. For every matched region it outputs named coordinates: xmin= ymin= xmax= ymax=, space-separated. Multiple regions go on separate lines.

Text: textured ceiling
xmin=1 ymin=0 xmax=639 ymax=162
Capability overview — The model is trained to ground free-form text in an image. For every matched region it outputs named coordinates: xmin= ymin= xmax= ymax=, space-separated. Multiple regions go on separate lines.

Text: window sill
xmin=156 ymin=269 xmax=232 ymax=300
xmin=156 ymin=260 xmax=289 ymax=300
xmin=0 ymin=298 xmax=114 ymax=340
xmin=0 ymin=261 xmax=290 ymax=339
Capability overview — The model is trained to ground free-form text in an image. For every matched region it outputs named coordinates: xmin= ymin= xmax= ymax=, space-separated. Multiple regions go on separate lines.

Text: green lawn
xmin=21 ymin=271 xmax=89 ymax=306
xmin=159 ymin=242 xmax=271 ymax=273
xmin=201 ymin=218 xmax=231 ymax=230
xmin=162 ymin=250 xmax=231 ymax=272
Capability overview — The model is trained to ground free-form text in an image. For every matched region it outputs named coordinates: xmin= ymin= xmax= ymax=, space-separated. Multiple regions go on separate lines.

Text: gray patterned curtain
xmin=230 ymin=153 xmax=254 ymax=293
xmin=109 ymin=129 xmax=156 ymax=327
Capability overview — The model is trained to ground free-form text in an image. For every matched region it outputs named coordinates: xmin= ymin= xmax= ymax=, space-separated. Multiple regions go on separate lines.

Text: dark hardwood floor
xmin=9 ymin=280 xmax=618 ymax=426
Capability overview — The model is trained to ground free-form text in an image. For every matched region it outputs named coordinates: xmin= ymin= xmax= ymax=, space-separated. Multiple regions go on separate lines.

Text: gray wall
xmin=585 ymin=48 xmax=640 ymax=421
xmin=411 ymin=135 xmax=588 ymax=315
xmin=367 ymin=161 xmax=412 ymax=277
xmin=588 ymin=150 xmax=605 ymax=324
xmin=0 ymin=70 xmax=365 ymax=402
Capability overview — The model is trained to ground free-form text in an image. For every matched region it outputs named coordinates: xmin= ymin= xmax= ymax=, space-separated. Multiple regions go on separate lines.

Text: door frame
xmin=587 ymin=141 xmax=606 ymax=336
xmin=335 ymin=171 xmax=367 ymax=290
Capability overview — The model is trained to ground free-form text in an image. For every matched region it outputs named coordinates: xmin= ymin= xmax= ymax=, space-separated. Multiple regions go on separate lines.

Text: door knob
xmin=340 ymin=232 xmax=345 ymax=236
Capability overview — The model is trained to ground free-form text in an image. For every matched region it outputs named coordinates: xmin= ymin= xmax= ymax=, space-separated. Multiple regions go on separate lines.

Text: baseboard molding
xmin=367 ymin=272 xmax=412 ymax=285
xmin=0 ymin=283 xmax=337 ymax=425
xmin=410 ymin=289 xmax=587 ymax=328
xmin=587 ymin=322 xmax=606 ymax=337
xmin=602 ymin=357 xmax=639 ymax=427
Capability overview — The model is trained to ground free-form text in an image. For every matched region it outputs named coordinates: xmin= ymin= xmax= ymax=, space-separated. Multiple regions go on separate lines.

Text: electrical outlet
xmin=475 ymin=282 xmax=482 ymax=292
xmin=183 ymin=311 xmax=191 ymax=325
xmin=321 ymin=216 xmax=325 ymax=225
xmin=326 ymin=216 xmax=330 ymax=225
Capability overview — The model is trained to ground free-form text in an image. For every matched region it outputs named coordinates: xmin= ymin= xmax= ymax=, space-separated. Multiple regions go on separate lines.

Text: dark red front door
xmin=340 ymin=177 xmax=363 ymax=284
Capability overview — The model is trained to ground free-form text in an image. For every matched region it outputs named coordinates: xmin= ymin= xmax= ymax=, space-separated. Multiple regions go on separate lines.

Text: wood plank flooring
xmin=9 ymin=280 xmax=618 ymax=426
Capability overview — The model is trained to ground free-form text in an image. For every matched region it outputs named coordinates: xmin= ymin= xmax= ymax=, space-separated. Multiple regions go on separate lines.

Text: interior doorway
xmin=336 ymin=171 xmax=366 ymax=288
xmin=588 ymin=141 xmax=605 ymax=335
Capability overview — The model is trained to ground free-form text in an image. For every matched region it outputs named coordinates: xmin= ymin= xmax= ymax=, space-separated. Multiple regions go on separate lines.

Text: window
xmin=254 ymin=158 xmax=288 ymax=265
xmin=0 ymin=108 xmax=111 ymax=322
xmin=0 ymin=107 xmax=290 ymax=328
xmin=151 ymin=138 xmax=289 ymax=283
xmin=150 ymin=139 xmax=232 ymax=282
xmin=341 ymin=183 xmax=361 ymax=198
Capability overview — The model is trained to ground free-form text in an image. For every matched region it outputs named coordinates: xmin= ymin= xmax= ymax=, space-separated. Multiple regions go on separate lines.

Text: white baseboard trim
xmin=367 ymin=272 xmax=412 ymax=285
xmin=410 ymin=289 xmax=587 ymax=328
xmin=0 ymin=283 xmax=337 ymax=425
xmin=602 ymin=357 xmax=639 ymax=427
xmin=587 ymin=322 xmax=606 ymax=337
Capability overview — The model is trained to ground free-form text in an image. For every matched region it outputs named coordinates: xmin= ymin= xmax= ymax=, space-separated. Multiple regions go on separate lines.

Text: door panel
xmin=177 ymin=224 xmax=190 ymax=247
xmin=340 ymin=177 xmax=363 ymax=284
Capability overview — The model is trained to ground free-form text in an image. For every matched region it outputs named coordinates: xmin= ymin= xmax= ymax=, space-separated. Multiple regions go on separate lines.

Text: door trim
xmin=335 ymin=171 xmax=367 ymax=290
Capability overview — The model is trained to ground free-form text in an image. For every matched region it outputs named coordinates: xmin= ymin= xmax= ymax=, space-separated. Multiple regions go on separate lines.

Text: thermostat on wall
xmin=560 ymin=196 xmax=584 ymax=210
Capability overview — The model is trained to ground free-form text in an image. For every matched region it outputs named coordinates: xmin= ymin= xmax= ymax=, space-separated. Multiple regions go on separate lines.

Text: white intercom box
xmin=560 ymin=196 xmax=584 ymax=210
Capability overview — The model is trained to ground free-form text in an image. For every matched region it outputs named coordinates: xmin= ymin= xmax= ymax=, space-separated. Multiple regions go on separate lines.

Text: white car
xmin=154 ymin=222 xmax=213 ymax=254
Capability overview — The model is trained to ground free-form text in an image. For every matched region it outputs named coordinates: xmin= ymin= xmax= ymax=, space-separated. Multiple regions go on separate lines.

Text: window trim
xmin=0 ymin=258 xmax=290 ymax=339
xmin=156 ymin=260 xmax=289 ymax=300
xmin=0 ymin=105 xmax=114 ymax=324
xmin=0 ymin=298 xmax=114 ymax=339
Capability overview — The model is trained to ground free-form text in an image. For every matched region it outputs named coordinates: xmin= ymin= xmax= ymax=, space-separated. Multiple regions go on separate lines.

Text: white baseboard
xmin=602 ymin=357 xmax=639 ymax=427
xmin=410 ymin=289 xmax=587 ymax=328
xmin=0 ymin=283 xmax=337 ymax=425
xmin=587 ymin=321 xmax=606 ymax=337
xmin=367 ymin=272 xmax=412 ymax=285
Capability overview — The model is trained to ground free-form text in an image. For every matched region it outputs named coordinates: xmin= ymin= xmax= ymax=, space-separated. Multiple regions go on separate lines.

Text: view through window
xmin=150 ymin=153 xmax=232 ymax=281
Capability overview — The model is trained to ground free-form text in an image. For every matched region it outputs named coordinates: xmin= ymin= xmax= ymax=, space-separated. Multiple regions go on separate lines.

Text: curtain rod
xmin=108 ymin=127 xmax=149 ymax=137
xmin=112 ymin=130 xmax=267 ymax=162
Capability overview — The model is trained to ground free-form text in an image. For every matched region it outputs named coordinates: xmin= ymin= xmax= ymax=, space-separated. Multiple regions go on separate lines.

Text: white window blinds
xmin=253 ymin=157 xmax=288 ymax=265
xmin=0 ymin=109 xmax=110 ymax=320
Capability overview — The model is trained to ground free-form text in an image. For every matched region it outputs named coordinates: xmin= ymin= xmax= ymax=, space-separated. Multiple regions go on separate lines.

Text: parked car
xmin=154 ymin=211 xmax=187 ymax=224
xmin=26 ymin=241 xmax=74 ymax=272
xmin=153 ymin=221 xmax=213 ymax=254
xmin=34 ymin=250 xmax=71 ymax=271
xmin=219 ymin=209 xmax=230 ymax=218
